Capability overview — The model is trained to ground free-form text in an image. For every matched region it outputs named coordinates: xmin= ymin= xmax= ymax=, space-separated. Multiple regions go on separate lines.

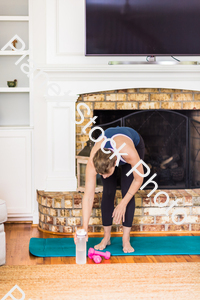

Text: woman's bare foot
xmin=123 ymin=241 xmax=135 ymax=253
xmin=94 ymin=237 xmax=111 ymax=250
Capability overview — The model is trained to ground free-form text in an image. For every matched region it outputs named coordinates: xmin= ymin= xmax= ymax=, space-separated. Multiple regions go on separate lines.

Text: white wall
xmin=32 ymin=0 xmax=47 ymax=191
xmin=32 ymin=0 xmax=47 ymax=223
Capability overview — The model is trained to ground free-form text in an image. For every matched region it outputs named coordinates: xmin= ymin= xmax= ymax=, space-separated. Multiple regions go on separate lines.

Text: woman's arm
xmin=82 ymin=158 xmax=97 ymax=232
xmin=74 ymin=144 xmax=100 ymax=244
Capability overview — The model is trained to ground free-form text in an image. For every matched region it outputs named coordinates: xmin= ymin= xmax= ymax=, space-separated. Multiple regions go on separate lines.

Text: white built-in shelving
xmin=0 ymin=16 xmax=29 ymax=21
xmin=0 ymin=51 xmax=29 ymax=55
xmin=0 ymin=0 xmax=31 ymax=127
xmin=0 ymin=0 xmax=33 ymax=221
xmin=0 ymin=88 xmax=30 ymax=92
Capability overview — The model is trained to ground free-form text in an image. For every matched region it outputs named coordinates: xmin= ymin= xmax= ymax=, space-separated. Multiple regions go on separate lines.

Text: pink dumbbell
xmin=88 ymin=248 xmax=111 ymax=260
xmin=92 ymin=255 xmax=102 ymax=264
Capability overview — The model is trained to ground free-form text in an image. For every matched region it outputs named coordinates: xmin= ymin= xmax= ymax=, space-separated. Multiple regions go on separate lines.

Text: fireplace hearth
xmin=92 ymin=109 xmax=200 ymax=189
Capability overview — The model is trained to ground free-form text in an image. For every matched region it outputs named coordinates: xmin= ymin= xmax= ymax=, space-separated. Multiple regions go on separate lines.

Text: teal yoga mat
xmin=29 ymin=236 xmax=200 ymax=257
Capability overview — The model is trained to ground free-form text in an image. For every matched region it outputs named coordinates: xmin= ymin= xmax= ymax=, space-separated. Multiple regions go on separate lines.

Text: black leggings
xmin=101 ymin=135 xmax=145 ymax=227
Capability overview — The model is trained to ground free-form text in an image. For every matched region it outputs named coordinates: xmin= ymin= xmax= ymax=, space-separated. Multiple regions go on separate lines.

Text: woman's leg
xmin=121 ymin=163 xmax=136 ymax=253
xmin=94 ymin=167 xmax=118 ymax=250
xmin=101 ymin=166 xmax=118 ymax=226
xmin=121 ymin=136 xmax=145 ymax=253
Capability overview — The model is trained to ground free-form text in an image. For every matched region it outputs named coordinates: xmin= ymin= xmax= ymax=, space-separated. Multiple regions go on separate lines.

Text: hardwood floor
xmin=4 ymin=223 xmax=200 ymax=265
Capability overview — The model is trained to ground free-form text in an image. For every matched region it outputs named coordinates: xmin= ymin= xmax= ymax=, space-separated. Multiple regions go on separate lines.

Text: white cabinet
xmin=0 ymin=130 xmax=32 ymax=220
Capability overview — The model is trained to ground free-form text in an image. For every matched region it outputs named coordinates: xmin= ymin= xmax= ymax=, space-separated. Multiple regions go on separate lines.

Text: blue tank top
xmin=103 ymin=126 xmax=140 ymax=165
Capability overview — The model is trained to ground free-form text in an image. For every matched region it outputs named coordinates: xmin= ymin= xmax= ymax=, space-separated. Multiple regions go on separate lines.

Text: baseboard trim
xmin=37 ymin=226 xmax=200 ymax=238
xmin=5 ymin=221 xmax=33 ymax=224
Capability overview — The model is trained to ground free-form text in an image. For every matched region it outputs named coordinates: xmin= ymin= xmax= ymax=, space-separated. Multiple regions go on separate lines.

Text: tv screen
xmin=85 ymin=0 xmax=200 ymax=56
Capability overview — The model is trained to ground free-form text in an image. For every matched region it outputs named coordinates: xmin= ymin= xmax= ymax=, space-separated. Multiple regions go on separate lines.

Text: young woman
xmin=75 ymin=126 xmax=145 ymax=253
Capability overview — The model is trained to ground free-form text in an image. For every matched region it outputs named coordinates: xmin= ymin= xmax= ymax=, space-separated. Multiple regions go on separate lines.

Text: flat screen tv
xmin=85 ymin=0 xmax=200 ymax=56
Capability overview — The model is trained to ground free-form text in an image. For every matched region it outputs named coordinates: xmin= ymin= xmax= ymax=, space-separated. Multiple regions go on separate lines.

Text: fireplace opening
xmin=92 ymin=109 xmax=200 ymax=190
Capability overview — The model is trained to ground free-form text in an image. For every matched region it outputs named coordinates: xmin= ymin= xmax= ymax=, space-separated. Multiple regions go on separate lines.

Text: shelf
xmin=0 ymin=16 xmax=29 ymax=21
xmin=0 ymin=0 xmax=31 ymax=127
xmin=0 ymin=88 xmax=30 ymax=92
xmin=0 ymin=51 xmax=29 ymax=56
xmin=0 ymin=126 xmax=33 ymax=130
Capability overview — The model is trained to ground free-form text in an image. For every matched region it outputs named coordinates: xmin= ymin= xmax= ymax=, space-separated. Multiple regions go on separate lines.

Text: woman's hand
xmin=112 ymin=202 xmax=126 ymax=224
xmin=74 ymin=227 xmax=88 ymax=245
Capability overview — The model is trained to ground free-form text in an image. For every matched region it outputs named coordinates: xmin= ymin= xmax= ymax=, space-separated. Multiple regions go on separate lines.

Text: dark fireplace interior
xmin=93 ymin=109 xmax=200 ymax=190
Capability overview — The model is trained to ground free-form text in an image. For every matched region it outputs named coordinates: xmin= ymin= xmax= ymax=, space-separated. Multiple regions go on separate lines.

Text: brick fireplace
xmin=38 ymin=85 xmax=200 ymax=234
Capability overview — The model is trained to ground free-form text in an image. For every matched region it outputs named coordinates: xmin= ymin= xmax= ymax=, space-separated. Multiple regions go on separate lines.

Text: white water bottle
xmin=76 ymin=229 xmax=87 ymax=264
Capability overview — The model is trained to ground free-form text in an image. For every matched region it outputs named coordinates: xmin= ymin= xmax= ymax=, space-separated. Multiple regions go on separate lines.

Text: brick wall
xmin=37 ymin=189 xmax=200 ymax=234
xmin=76 ymin=88 xmax=200 ymax=154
